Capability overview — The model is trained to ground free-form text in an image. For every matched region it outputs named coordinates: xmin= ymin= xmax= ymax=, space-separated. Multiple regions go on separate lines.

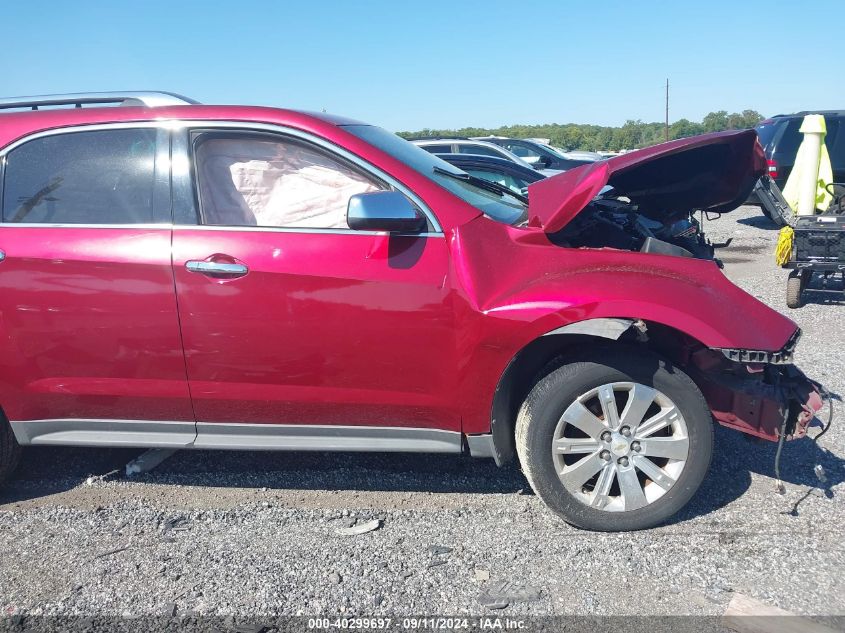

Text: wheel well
xmin=489 ymin=321 xmax=702 ymax=465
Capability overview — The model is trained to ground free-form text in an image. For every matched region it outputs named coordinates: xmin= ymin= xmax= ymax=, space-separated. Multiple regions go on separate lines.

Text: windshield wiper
xmin=433 ymin=166 xmax=528 ymax=204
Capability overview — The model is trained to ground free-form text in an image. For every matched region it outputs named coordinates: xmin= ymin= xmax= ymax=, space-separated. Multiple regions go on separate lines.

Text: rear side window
xmin=456 ymin=144 xmax=502 ymax=157
xmin=2 ymin=128 xmax=159 ymax=224
xmin=504 ymin=142 xmax=540 ymax=160
xmin=418 ymin=143 xmax=452 ymax=154
xmin=193 ymin=132 xmax=385 ymax=229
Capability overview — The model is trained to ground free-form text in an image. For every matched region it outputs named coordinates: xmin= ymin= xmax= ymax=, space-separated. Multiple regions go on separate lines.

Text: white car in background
xmin=410 ymin=138 xmax=562 ymax=176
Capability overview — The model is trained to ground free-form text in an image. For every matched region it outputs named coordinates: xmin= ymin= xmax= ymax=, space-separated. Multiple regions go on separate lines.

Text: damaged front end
xmin=685 ymin=330 xmax=823 ymax=442
xmin=527 ymin=129 xmax=766 ymax=263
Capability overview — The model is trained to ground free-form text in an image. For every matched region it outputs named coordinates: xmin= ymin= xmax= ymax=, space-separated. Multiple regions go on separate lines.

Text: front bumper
xmin=691 ymin=341 xmax=822 ymax=441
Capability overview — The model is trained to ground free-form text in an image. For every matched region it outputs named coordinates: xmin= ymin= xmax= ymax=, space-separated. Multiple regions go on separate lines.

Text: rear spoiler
xmin=754 ymin=175 xmax=795 ymax=226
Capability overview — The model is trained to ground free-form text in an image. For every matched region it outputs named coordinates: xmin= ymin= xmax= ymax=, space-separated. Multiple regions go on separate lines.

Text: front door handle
xmin=185 ymin=260 xmax=249 ymax=278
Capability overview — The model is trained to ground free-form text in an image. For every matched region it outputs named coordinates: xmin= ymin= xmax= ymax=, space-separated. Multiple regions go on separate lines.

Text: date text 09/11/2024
xmin=306 ymin=617 xmax=527 ymax=630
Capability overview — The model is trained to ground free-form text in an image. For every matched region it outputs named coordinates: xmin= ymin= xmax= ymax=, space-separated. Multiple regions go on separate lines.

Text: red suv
xmin=0 ymin=92 xmax=822 ymax=531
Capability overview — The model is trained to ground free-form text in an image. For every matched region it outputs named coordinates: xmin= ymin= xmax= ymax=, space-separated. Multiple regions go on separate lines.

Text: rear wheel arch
xmin=489 ymin=319 xmax=706 ymax=465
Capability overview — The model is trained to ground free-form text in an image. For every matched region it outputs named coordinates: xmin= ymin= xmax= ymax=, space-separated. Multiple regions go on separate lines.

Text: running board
xmin=192 ymin=422 xmax=461 ymax=453
xmin=9 ymin=419 xmax=477 ymax=455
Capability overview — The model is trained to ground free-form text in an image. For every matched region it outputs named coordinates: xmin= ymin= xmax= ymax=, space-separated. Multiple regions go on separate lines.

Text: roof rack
xmin=0 ymin=91 xmax=199 ymax=111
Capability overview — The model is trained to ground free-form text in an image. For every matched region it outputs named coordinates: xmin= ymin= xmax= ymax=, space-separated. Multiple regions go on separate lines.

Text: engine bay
xmin=550 ymin=193 xmax=720 ymax=262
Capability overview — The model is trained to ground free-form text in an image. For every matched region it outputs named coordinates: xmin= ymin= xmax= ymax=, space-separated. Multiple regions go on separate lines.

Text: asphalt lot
xmin=0 ymin=205 xmax=843 ymax=622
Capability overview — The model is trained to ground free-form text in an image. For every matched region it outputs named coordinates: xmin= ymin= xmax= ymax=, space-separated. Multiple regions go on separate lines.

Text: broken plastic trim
xmin=717 ymin=328 xmax=801 ymax=365
xmin=543 ymin=317 xmax=647 ymax=341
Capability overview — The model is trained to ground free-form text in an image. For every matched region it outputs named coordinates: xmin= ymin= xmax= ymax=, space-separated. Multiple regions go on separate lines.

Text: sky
xmin=2 ymin=0 xmax=843 ymax=132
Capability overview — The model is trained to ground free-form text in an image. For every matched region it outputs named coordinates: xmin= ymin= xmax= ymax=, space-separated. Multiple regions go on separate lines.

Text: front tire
xmin=515 ymin=348 xmax=713 ymax=531
xmin=786 ymin=271 xmax=807 ymax=309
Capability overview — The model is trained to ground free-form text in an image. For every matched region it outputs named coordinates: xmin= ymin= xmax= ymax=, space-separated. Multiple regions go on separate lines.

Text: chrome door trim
xmin=177 ymin=120 xmax=444 ymax=234
xmin=0 ymin=121 xmax=174 ymax=226
xmin=172 ymin=224 xmax=443 ymax=238
xmin=0 ymin=121 xmax=176 ymax=158
xmin=9 ymin=419 xmax=463 ymax=454
xmin=0 ymin=223 xmax=174 ymax=229
xmin=0 ymin=120 xmax=444 ymax=235
xmin=185 ymin=260 xmax=249 ymax=276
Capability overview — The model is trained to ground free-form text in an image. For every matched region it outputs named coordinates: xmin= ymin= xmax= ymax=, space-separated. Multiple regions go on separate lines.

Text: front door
xmin=171 ymin=128 xmax=458 ymax=448
xmin=0 ymin=126 xmax=194 ymax=445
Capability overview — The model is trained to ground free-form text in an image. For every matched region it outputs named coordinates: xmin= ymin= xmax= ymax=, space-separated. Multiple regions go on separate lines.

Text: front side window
xmin=2 ymin=128 xmax=158 ymax=224
xmin=503 ymin=142 xmax=541 ymax=160
xmin=193 ymin=133 xmax=385 ymax=229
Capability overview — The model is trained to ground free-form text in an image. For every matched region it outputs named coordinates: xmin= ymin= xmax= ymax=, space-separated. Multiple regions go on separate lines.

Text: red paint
xmin=0 ymin=227 xmax=193 ymax=422
xmin=0 ymin=104 xmax=806 ymax=447
xmin=172 ymin=229 xmax=458 ymax=429
xmin=447 ymin=216 xmax=798 ymax=434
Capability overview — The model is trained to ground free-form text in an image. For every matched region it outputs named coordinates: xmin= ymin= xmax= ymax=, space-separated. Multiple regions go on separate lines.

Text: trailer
xmin=758 ymin=176 xmax=845 ymax=307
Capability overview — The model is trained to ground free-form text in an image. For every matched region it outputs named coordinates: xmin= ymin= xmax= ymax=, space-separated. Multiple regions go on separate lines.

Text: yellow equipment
xmin=775 ymin=226 xmax=794 ymax=266
xmin=782 ymin=115 xmax=833 ymax=215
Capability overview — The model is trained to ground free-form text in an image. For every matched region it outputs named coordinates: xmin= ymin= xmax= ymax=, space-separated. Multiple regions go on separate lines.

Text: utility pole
xmin=664 ymin=78 xmax=670 ymax=142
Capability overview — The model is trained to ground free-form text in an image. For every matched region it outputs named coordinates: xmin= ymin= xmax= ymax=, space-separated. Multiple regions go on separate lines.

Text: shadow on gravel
xmin=737 ymin=215 xmax=780 ymax=230
xmin=802 ymin=277 xmax=845 ymax=307
xmin=1 ymin=445 xmax=531 ymax=504
xmin=0 ymin=446 xmax=144 ymax=504
xmin=4 ymin=417 xmax=840 ymax=518
xmin=670 ymin=416 xmax=844 ymax=524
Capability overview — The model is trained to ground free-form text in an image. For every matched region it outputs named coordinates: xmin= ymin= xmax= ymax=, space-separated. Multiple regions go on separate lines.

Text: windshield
xmin=344 ymin=125 xmax=526 ymax=225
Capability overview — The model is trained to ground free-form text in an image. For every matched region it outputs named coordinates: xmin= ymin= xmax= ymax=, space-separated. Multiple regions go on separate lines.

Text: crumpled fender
xmin=452 ymin=218 xmax=797 ymax=353
xmin=451 ymin=217 xmax=799 ymax=436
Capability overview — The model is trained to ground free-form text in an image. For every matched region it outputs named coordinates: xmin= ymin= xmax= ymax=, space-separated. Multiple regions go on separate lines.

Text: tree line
xmin=398 ymin=110 xmax=764 ymax=152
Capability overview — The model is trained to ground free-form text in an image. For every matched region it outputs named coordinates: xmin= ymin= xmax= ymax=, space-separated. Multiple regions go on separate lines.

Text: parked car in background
xmin=435 ymin=153 xmax=545 ymax=195
xmin=0 ymin=92 xmax=823 ymax=532
xmin=551 ymin=147 xmax=605 ymax=162
xmin=753 ymin=110 xmax=845 ymax=223
xmin=478 ymin=136 xmax=597 ymax=170
xmin=409 ymin=137 xmax=548 ymax=172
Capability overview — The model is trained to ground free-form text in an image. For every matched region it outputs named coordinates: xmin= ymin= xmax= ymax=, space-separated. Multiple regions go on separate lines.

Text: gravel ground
xmin=1 ymin=205 xmax=843 ymax=624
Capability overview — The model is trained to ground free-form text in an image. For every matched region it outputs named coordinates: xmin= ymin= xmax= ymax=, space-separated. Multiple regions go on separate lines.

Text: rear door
xmin=0 ymin=125 xmax=194 ymax=445
xmin=170 ymin=126 xmax=459 ymax=449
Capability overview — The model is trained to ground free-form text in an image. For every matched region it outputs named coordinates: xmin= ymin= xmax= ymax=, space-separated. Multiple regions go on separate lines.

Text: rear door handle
xmin=185 ymin=260 xmax=249 ymax=278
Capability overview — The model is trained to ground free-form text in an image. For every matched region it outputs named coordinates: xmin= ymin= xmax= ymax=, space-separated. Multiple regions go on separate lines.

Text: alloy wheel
xmin=552 ymin=381 xmax=690 ymax=512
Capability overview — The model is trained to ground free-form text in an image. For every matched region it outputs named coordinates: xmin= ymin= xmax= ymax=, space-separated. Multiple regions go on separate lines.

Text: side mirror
xmin=533 ymin=156 xmax=550 ymax=169
xmin=347 ymin=191 xmax=427 ymax=233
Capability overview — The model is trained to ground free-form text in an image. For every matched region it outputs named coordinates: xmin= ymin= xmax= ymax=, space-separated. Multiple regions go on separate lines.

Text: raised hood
xmin=527 ymin=129 xmax=766 ymax=233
